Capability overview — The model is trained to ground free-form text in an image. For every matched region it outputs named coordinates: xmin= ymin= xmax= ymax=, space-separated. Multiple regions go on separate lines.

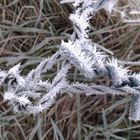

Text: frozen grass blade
xmin=51 ymin=118 xmax=65 ymax=140
xmin=129 ymin=95 xmax=140 ymax=121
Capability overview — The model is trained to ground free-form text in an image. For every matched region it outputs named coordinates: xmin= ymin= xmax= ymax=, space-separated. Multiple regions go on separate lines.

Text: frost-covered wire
xmin=1 ymin=0 xmax=140 ymax=121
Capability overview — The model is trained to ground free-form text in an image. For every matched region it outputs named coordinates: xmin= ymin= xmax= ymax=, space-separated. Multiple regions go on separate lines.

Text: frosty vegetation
xmin=0 ymin=0 xmax=140 ymax=121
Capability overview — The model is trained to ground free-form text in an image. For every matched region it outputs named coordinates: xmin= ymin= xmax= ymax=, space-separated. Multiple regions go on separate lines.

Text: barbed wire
xmin=0 ymin=0 xmax=140 ymax=121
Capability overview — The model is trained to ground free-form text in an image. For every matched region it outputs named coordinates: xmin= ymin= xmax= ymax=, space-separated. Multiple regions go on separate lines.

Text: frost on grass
xmin=0 ymin=0 xmax=140 ymax=121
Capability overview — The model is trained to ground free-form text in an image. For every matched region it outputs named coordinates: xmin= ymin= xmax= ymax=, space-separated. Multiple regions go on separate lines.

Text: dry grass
xmin=1 ymin=0 xmax=140 ymax=140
